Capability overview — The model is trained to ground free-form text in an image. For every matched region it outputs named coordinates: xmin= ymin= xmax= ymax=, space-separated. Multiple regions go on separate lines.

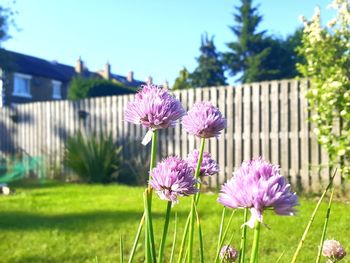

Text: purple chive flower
xmin=124 ymin=84 xmax=185 ymax=130
xmin=220 ymin=245 xmax=239 ymax=263
xmin=182 ymin=101 xmax=226 ymax=138
xmin=186 ymin=149 xmax=219 ymax=177
xmin=322 ymin=240 xmax=346 ymax=262
xmin=150 ymin=156 xmax=198 ymax=205
xmin=218 ymin=157 xmax=298 ymax=228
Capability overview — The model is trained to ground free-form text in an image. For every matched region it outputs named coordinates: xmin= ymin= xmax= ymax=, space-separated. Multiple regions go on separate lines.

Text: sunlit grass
xmin=0 ymin=180 xmax=348 ymax=262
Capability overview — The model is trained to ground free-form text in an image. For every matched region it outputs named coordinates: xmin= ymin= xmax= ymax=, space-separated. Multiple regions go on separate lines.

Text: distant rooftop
xmin=0 ymin=49 xmax=144 ymax=87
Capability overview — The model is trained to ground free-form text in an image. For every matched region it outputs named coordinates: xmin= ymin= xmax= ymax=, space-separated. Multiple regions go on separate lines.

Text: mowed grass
xmin=0 ymin=181 xmax=349 ymax=263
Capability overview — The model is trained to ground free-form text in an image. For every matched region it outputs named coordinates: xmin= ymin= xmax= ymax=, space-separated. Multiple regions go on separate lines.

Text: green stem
xmin=193 ymin=203 xmax=204 ymax=263
xmin=291 ymin=169 xmax=337 ymax=263
xmin=158 ymin=201 xmax=172 ymax=263
xmin=249 ymin=221 xmax=261 ymax=263
xmin=147 ymin=192 xmax=157 ymax=263
xmin=217 ymin=208 xmax=226 ymax=253
xmin=177 ymin=213 xmax=191 ymax=263
xmin=144 ymin=191 xmax=152 ymax=263
xmin=128 ymin=214 xmax=144 ymax=263
xmin=316 ymin=186 xmax=335 ymax=263
xmin=239 ymin=208 xmax=249 ymax=263
xmin=187 ymin=138 xmax=206 ymax=263
xmin=149 ymin=130 xmax=158 ymax=184
xmin=169 ymin=213 xmax=178 ymax=263
xmin=144 ymin=130 xmax=158 ymax=263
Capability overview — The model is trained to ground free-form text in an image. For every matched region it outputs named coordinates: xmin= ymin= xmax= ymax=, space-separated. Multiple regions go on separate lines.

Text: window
xmin=13 ymin=73 xmax=32 ymax=98
xmin=52 ymin=80 xmax=62 ymax=99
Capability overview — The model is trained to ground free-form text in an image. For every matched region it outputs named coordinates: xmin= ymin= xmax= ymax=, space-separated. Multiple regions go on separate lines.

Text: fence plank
xmin=226 ymin=87 xmax=234 ymax=181
xmin=173 ymin=90 xmax=181 ymax=157
xmin=261 ymin=82 xmax=270 ymax=161
xmin=187 ymin=89 xmax=195 ymax=153
xmin=243 ymin=84 xmax=252 ymax=161
xmin=299 ymin=80 xmax=311 ymax=192
xmin=289 ymin=81 xmax=300 ymax=188
xmin=270 ymin=81 xmax=279 ymax=164
xmin=218 ymin=87 xmax=226 ymax=187
xmin=181 ymin=89 xmax=188 ymax=159
xmin=279 ymin=80 xmax=290 ymax=180
xmin=251 ymin=83 xmax=260 ymax=158
xmin=234 ymin=85 xmax=243 ymax=169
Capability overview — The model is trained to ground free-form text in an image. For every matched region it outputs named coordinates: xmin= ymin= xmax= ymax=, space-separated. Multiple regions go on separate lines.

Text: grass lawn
xmin=0 ymin=180 xmax=349 ymax=263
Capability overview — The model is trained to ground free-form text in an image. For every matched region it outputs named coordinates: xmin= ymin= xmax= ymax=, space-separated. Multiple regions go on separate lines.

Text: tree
xmin=223 ymin=0 xmax=271 ymax=83
xmin=190 ymin=34 xmax=227 ymax=88
xmin=258 ymin=29 xmax=304 ymax=80
xmin=0 ymin=3 xmax=16 ymax=45
xmin=223 ymin=0 xmax=303 ymax=83
xmin=298 ymin=1 xmax=350 ymax=176
xmin=172 ymin=67 xmax=192 ymax=90
xmin=0 ymin=3 xmax=16 ymax=68
xmin=68 ymin=76 xmax=135 ymax=100
xmin=0 ymin=6 xmax=9 ymax=44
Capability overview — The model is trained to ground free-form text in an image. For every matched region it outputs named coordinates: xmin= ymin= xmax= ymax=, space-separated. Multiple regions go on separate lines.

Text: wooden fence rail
xmin=0 ymin=79 xmax=337 ymax=191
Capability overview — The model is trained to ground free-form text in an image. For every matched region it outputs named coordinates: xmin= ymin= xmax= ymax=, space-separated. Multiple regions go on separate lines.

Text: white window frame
xmin=13 ymin=73 xmax=32 ymax=98
xmin=52 ymin=80 xmax=62 ymax=99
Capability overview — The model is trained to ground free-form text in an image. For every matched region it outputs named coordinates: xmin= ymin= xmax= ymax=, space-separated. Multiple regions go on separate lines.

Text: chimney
xmin=163 ymin=80 xmax=169 ymax=90
xmin=127 ymin=71 xmax=134 ymax=82
xmin=147 ymin=76 xmax=153 ymax=85
xmin=103 ymin=61 xmax=111 ymax=80
xmin=75 ymin=57 xmax=84 ymax=74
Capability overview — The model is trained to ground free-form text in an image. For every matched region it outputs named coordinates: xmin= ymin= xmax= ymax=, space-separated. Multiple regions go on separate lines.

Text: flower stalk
xmin=158 ymin=201 xmax=172 ymax=263
xmin=187 ymin=138 xmax=206 ymax=263
xmin=316 ymin=185 xmax=335 ymax=263
xmin=239 ymin=208 xmax=248 ymax=263
xmin=144 ymin=131 xmax=158 ymax=263
xmin=250 ymin=221 xmax=261 ymax=263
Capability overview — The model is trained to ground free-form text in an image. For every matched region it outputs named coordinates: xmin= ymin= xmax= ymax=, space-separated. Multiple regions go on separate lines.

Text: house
xmin=0 ymin=49 xmax=145 ymax=107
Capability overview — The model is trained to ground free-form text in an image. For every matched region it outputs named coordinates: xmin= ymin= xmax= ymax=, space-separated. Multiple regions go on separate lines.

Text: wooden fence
xmin=0 ymin=79 xmax=340 ymax=191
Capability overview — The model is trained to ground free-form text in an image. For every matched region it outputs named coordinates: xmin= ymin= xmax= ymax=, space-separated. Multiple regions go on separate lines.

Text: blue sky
xmin=2 ymin=0 xmax=334 ymax=85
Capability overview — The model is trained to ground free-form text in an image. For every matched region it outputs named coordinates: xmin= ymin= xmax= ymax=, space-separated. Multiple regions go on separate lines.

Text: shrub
xmin=298 ymin=1 xmax=350 ymax=176
xmin=68 ymin=76 xmax=136 ymax=101
xmin=64 ymin=131 xmax=122 ymax=183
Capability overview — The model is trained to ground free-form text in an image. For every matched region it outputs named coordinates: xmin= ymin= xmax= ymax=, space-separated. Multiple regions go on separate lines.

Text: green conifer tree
xmin=190 ymin=34 xmax=227 ymax=88
xmin=223 ymin=0 xmax=274 ymax=83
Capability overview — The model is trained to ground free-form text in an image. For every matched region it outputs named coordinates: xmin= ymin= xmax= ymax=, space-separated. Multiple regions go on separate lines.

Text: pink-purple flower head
xmin=124 ymin=84 xmax=185 ymax=130
xmin=150 ymin=156 xmax=198 ymax=205
xmin=182 ymin=101 xmax=227 ymax=138
xmin=186 ymin=149 xmax=219 ymax=177
xmin=220 ymin=245 xmax=239 ymax=263
xmin=218 ymin=157 xmax=298 ymax=228
xmin=322 ymin=240 xmax=346 ymax=262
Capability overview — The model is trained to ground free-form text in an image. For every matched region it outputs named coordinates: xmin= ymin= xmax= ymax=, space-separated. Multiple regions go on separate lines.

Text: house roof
xmin=110 ymin=73 xmax=144 ymax=87
xmin=0 ymin=49 xmax=144 ymax=87
xmin=0 ymin=49 xmax=76 ymax=82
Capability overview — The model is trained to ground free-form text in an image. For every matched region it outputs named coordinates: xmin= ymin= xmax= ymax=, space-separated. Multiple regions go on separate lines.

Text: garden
xmin=1 ymin=1 xmax=350 ymax=263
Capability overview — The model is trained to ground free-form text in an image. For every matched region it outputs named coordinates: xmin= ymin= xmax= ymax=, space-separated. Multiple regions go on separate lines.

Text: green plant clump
xmin=64 ymin=131 xmax=122 ymax=183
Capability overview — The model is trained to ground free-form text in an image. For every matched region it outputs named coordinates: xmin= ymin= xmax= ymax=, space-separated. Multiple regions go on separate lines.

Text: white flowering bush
xmin=298 ymin=0 xmax=350 ymax=176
